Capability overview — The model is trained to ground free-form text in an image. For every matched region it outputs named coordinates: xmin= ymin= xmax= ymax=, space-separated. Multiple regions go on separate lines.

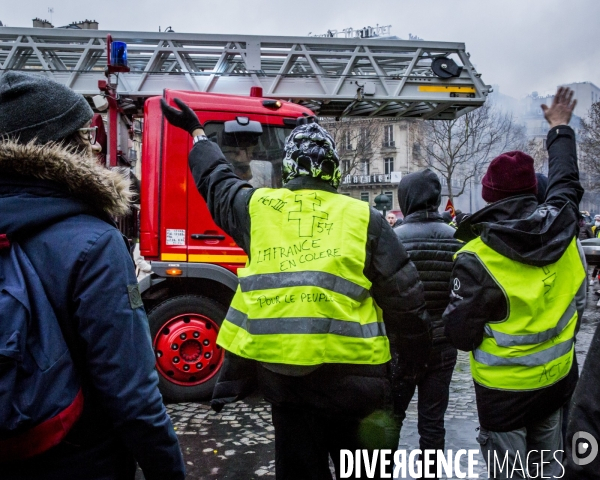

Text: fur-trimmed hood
xmin=0 ymin=138 xmax=131 ymax=217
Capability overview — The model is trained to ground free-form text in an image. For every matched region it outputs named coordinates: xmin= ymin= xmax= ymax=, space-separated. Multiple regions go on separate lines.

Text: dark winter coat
xmin=0 ymin=139 xmax=184 ymax=480
xmin=187 ymin=139 xmax=430 ymax=417
xmin=394 ymin=169 xmax=462 ymax=356
xmin=443 ymin=125 xmax=586 ymax=432
xmin=579 ymin=221 xmax=594 ymax=240
xmin=565 ymin=318 xmax=600 ymax=479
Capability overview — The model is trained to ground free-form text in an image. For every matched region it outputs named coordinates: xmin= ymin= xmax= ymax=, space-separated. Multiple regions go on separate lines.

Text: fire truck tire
xmin=148 ymin=295 xmax=227 ymax=402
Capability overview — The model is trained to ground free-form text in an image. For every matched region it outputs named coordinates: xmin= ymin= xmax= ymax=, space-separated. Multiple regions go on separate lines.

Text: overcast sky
xmin=2 ymin=0 xmax=599 ymax=99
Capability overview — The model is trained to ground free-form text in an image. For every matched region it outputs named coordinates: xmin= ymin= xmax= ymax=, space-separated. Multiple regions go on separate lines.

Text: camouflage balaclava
xmin=282 ymin=122 xmax=341 ymax=188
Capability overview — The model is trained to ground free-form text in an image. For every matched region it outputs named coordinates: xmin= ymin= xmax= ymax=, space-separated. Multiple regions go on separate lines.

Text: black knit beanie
xmin=0 ymin=71 xmax=93 ymax=144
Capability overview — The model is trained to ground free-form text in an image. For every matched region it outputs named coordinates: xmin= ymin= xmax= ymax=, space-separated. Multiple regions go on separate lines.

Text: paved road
xmin=138 ymin=284 xmax=600 ymax=479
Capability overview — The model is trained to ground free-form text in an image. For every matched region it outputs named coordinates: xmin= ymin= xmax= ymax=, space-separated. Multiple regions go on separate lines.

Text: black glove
xmin=160 ymin=97 xmax=203 ymax=135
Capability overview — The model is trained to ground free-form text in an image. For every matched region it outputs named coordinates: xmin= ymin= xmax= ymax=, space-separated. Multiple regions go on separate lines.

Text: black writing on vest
xmin=257 ymin=294 xmax=296 ymax=307
xmin=300 ymin=293 xmax=335 ymax=303
xmin=256 ymin=239 xmax=321 ymax=264
xmin=257 ymin=195 xmax=287 ymax=212
xmin=288 ymin=193 xmax=329 ymax=237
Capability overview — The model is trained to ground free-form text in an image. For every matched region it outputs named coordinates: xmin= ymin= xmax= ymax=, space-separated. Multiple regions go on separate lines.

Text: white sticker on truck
xmin=166 ymin=229 xmax=186 ymax=246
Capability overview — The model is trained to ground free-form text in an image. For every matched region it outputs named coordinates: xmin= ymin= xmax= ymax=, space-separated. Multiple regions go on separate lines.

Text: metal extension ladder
xmin=0 ymin=27 xmax=491 ymax=118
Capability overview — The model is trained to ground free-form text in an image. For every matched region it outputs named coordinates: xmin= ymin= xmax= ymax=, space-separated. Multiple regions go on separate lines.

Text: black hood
xmin=454 ymin=194 xmax=579 ymax=267
xmin=397 ymin=169 xmax=441 ymax=216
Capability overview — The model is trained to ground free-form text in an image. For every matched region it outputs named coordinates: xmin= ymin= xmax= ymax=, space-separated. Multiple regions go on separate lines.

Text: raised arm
xmin=541 ymin=87 xmax=584 ymax=210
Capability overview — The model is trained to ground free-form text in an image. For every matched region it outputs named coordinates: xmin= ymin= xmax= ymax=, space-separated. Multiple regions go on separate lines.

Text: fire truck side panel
xmin=140 ymin=97 xmax=163 ymax=259
xmin=159 ymin=121 xmax=190 ymax=263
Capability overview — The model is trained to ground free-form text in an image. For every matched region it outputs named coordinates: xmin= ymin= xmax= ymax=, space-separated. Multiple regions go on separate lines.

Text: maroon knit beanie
xmin=481 ymin=151 xmax=537 ymax=203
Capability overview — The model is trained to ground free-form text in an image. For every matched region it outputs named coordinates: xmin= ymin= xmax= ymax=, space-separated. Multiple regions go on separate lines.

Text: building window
xmin=384 ymin=157 xmax=394 ymax=175
xmin=383 ymin=125 xmax=394 ymax=147
xmin=359 ymin=128 xmax=371 ymax=149
xmin=360 ymin=192 xmax=369 ymax=203
xmin=342 ymin=159 xmax=351 ymax=174
xmin=361 ymin=160 xmax=370 ymax=176
xmin=343 ymin=131 xmax=353 ymax=150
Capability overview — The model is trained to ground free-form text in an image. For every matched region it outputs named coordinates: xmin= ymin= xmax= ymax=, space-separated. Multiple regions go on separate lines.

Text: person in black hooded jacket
xmin=393 ymin=169 xmax=461 ymax=477
xmin=444 ymin=87 xmax=586 ymax=477
xmin=160 ymin=98 xmax=431 ymax=480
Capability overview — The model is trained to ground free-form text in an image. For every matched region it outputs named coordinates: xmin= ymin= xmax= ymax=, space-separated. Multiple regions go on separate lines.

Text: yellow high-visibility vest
xmin=457 ymin=237 xmax=584 ymax=391
xmin=217 ymin=187 xmax=390 ymax=366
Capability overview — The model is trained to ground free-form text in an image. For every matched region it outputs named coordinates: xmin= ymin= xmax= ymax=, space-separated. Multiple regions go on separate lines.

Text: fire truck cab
xmin=139 ymin=88 xmax=313 ymax=401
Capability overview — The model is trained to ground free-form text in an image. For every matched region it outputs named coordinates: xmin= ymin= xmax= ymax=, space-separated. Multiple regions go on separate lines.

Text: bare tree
xmin=417 ymin=103 xmax=527 ymax=204
xmin=579 ymin=102 xmax=600 ymax=190
xmin=322 ymin=118 xmax=383 ymax=176
xmin=525 ymin=137 xmax=548 ymax=174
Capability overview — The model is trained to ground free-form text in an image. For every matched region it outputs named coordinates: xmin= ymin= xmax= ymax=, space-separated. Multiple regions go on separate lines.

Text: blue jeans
xmin=477 ymin=408 xmax=563 ymax=480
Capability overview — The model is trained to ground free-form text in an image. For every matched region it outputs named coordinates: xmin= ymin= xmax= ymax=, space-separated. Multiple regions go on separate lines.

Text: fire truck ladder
xmin=0 ymin=27 xmax=491 ymax=119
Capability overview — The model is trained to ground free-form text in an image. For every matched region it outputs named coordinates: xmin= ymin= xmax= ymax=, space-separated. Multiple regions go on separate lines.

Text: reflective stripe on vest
xmin=226 ymin=306 xmax=387 ymax=338
xmin=239 ymin=271 xmax=370 ymax=302
xmin=217 ymin=188 xmax=390 ymax=366
xmin=457 ymin=237 xmax=584 ymax=391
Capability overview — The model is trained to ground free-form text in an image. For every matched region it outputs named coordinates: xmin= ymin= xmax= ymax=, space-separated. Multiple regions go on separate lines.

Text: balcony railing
xmin=382 ymin=141 xmax=396 ymax=148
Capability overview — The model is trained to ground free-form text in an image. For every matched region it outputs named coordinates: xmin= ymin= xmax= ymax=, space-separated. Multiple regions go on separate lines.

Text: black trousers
xmin=392 ymin=347 xmax=457 ymax=479
xmin=271 ymin=404 xmax=398 ymax=480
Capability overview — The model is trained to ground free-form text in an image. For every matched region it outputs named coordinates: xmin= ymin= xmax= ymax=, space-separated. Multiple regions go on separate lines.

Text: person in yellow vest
xmin=160 ymin=99 xmax=431 ymax=480
xmin=592 ymin=214 xmax=600 ymax=237
xmin=443 ymin=86 xmax=585 ymax=478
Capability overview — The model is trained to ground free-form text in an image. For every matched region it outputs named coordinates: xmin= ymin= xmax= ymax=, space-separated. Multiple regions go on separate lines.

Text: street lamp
xmin=374 ymin=191 xmax=392 ymax=217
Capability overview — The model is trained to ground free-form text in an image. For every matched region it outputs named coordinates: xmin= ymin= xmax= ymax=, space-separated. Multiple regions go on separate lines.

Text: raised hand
xmin=160 ymin=98 xmax=203 ymax=136
xmin=541 ymin=87 xmax=577 ymax=129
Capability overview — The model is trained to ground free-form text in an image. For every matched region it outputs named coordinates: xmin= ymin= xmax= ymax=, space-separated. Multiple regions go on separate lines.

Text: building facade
xmin=321 ymin=118 xmax=423 ymax=216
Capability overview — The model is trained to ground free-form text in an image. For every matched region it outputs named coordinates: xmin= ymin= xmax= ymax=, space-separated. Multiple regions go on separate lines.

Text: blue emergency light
xmin=110 ymin=41 xmax=128 ymax=68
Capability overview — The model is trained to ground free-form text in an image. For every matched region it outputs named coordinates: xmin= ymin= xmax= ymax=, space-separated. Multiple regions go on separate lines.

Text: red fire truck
xmin=0 ymin=27 xmax=490 ymax=401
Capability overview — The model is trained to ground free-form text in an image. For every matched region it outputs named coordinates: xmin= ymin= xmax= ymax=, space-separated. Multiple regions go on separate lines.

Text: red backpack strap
xmin=0 ymin=389 xmax=84 ymax=462
xmin=0 ymin=234 xmax=11 ymax=250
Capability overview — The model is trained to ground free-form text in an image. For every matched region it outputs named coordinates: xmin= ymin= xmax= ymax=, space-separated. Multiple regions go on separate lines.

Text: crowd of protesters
xmin=1 ymin=70 xmax=599 ymax=480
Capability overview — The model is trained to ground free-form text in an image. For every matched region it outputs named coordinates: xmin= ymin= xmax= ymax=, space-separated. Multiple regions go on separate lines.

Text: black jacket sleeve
xmin=365 ymin=209 xmax=431 ymax=367
xmin=188 ymin=140 xmax=254 ymax=251
xmin=545 ymin=126 xmax=584 ymax=211
xmin=565 ymin=323 xmax=600 ymax=479
xmin=443 ymin=252 xmax=507 ymax=351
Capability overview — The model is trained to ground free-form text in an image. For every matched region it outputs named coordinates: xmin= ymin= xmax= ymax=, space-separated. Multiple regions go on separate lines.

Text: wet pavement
xmin=138 ymin=283 xmax=600 ymax=479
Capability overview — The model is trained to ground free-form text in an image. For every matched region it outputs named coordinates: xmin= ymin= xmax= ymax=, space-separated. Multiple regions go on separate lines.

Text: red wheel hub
xmin=153 ymin=312 xmax=223 ymax=386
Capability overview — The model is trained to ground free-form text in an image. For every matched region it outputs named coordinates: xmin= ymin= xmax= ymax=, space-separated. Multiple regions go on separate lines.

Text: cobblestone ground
xmin=137 ymin=284 xmax=600 ymax=480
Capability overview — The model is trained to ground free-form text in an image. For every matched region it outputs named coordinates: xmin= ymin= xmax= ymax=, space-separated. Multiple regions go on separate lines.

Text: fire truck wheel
xmin=148 ymin=295 xmax=227 ymax=402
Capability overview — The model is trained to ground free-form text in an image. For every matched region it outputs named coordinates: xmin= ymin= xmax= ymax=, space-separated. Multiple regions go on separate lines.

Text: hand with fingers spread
xmin=541 ymin=86 xmax=577 ymax=129
xmin=160 ymin=97 xmax=204 ymax=136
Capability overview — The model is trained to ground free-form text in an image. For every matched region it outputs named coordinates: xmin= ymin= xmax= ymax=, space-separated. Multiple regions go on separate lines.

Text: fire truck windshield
xmin=203 ymin=123 xmax=294 ymax=189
